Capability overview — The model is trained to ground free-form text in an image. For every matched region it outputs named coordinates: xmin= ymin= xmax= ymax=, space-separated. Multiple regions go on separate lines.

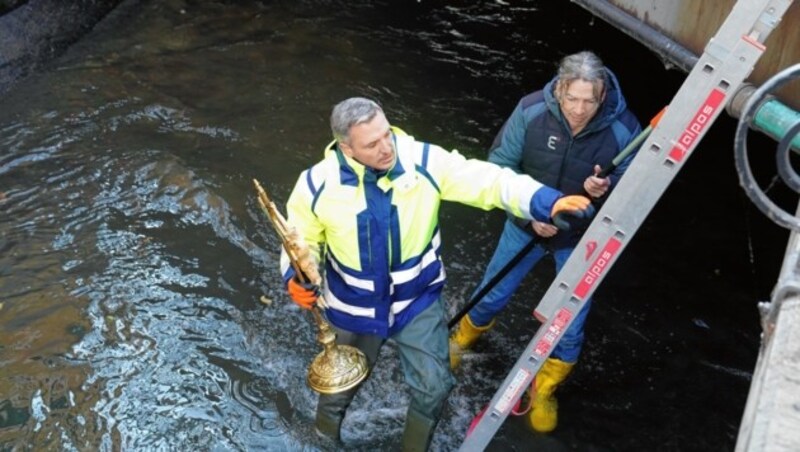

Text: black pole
xmin=448 ymin=236 xmax=539 ymax=329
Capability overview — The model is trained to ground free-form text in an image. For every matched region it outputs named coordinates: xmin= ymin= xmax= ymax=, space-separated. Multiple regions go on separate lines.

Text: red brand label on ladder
xmin=668 ymin=88 xmax=726 ymax=162
xmin=574 ymin=237 xmax=622 ymax=299
xmin=493 ymin=368 xmax=531 ymax=414
xmin=533 ymin=308 xmax=573 ymax=357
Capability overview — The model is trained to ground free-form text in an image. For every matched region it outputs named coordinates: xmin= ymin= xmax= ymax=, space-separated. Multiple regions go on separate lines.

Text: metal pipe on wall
xmin=570 ymin=0 xmax=699 ymax=73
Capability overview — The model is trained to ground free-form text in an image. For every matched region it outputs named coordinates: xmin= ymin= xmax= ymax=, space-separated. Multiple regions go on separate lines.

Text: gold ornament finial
xmin=253 ymin=179 xmax=368 ymax=394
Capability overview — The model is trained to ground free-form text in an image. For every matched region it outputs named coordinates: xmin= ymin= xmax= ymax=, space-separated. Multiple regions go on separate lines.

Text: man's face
xmin=339 ymin=111 xmax=396 ymax=171
xmin=558 ymin=79 xmax=604 ymax=134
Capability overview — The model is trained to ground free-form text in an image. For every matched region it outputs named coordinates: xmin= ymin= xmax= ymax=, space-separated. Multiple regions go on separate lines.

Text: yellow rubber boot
xmin=449 ymin=315 xmax=494 ymax=369
xmin=529 ymin=358 xmax=574 ymax=433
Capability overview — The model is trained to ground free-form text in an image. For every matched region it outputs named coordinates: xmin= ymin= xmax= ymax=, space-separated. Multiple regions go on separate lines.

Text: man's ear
xmin=338 ymin=141 xmax=353 ymax=158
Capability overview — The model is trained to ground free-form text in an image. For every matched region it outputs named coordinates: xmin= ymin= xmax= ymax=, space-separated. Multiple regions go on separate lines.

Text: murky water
xmin=0 ymin=0 xmax=789 ymax=450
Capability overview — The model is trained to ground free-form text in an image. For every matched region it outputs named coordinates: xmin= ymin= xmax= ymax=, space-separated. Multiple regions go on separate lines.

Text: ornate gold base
xmin=307 ymin=344 xmax=369 ymax=394
xmin=307 ymin=308 xmax=369 ymax=394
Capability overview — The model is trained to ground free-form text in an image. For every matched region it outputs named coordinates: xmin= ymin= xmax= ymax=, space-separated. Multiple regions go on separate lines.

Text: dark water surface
xmin=0 ymin=1 xmax=789 ymax=450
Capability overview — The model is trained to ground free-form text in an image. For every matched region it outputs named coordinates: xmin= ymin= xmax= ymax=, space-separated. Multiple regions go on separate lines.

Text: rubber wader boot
xmin=449 ymin=316 xmax=494 ymax=369
xmin=401 ymin=408 xmax=437 ymax=452
xmin=528 ymin=357 xmax=574 ymax=433
xmin=315 ymin=410 xmax=343 ymax=442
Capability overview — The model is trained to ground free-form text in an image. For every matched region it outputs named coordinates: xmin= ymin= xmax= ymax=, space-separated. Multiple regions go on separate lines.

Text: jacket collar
xmin=329 ymin=129 xmax=414 ymax=191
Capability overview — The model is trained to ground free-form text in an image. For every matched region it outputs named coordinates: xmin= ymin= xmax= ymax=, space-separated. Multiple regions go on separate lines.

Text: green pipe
xmin=753 ymin=98 xmax=800 ymax=152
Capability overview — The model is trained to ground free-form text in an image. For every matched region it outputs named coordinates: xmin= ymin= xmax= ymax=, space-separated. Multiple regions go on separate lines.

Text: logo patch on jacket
xmin=547 ymin=135 xmax=559 ymax=150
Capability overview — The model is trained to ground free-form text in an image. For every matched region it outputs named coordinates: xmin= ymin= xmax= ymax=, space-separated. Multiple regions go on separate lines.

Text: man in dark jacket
xmin=450 ymin=50 xmax=642 ymax=433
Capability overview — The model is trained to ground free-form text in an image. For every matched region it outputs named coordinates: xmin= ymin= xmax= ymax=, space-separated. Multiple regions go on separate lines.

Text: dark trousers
xmin=316 ymin=298 xmax=455 ymax=450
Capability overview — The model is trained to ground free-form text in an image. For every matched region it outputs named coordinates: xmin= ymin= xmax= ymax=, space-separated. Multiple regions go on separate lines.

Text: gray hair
xmin=330 ymin=97 xmax=384 ymax=144
xmin=556 ymin=51 xmax=607 ymax=100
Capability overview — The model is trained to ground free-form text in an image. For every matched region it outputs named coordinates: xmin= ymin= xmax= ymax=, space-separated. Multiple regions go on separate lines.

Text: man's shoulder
xmin=519 ymin=89 xmax=546 ymax=110
xmin=514 ymin=91 xmax=550 ymax=127
xmin=393 ymin=133 xmax=456 ymax=172
xmin=300 ymin=152 xmax=338 ymax=186
xmin=615 ymin=108 xmax=642 ymax=133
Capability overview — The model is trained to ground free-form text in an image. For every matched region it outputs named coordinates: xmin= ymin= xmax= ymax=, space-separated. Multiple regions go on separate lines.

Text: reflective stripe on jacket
xmin=282 ymin=128 xmax=558 ymax=337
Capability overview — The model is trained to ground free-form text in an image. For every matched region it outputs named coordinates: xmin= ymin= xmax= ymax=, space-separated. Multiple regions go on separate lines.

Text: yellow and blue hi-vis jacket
xmin=282 ymin=128 xmax=560 ymax=337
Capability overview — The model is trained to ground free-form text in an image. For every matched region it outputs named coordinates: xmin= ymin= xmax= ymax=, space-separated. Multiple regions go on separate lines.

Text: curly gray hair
xmin=555 ymin=51 xmax=608 ymax=101
xmin=330 ymin=97 xmax=384 ymax=144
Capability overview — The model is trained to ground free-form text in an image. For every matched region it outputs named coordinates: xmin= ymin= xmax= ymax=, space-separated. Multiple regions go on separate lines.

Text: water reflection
xmin=0 ymin=0 xmax=767 ymax=450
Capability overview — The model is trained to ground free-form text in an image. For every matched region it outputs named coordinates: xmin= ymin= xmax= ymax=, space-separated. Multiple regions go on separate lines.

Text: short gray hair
xmin=330 ymin=97 xmax=384 ymax=144
xmin=556 ymin=51 xmax=607 ymax=100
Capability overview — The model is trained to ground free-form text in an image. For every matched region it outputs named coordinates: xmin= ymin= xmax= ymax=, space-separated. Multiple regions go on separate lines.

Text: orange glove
xmin=551 ymin=195 xmax=595 ymax=231
xmin=287 ymin=277 xmax=320 ymax=309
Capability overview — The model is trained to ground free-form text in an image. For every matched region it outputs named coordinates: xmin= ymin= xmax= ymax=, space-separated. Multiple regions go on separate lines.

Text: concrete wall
xmin=603 ymin=0 xmax=800 ymax=109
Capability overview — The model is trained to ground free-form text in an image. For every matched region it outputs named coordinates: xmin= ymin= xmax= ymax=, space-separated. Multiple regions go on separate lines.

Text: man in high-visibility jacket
xmin=282 ymin=96 xmax=592 ymax=451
